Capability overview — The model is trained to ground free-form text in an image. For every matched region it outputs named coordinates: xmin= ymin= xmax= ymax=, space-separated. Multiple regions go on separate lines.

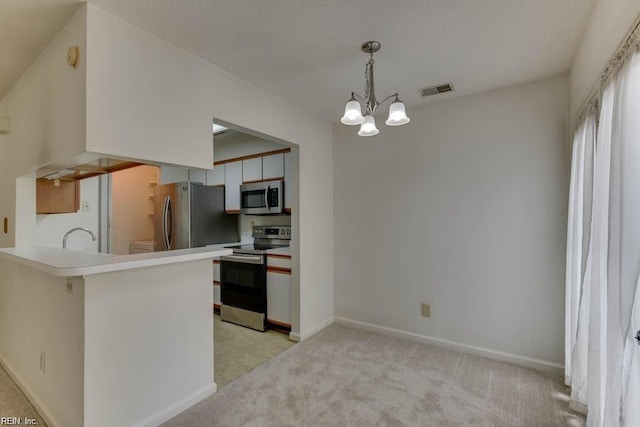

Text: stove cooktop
xmin=224 ymin=243 xmax=288 ymax=254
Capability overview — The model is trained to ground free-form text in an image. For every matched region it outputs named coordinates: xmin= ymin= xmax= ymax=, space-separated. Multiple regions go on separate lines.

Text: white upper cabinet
xmin=262 ymin=153 xmax=285 ymax=180
xmin=206 ymin=164 xmax=225 ymax=186
xmin=224 ymin=161 xmax=243 ymax=212
xmin=159 ymin=166 xmax=207 ymax=184
xmin=159 ymin=165 xmax=189 ymax=185
xmin=242 ymin=157 xmax=262 ymax=183
xmin=188 ymin=169 xmax=206 ymax=184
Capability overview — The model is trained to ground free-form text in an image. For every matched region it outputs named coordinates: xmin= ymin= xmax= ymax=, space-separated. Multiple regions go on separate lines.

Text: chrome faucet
xmin=62 ymin=227 xmax=97 ymax=249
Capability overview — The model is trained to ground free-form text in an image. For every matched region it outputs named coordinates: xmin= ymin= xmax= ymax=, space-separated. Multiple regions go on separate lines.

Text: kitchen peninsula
xmin=0 ymin=245 xmax=232 ymax=427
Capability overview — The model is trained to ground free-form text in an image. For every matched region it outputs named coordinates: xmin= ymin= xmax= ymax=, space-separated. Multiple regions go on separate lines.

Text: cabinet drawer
xmin=266 ymin=254 xmax=291 ymax=270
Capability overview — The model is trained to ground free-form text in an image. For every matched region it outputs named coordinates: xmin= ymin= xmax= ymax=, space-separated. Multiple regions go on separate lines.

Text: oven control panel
xmin=252 ymin=225 xmax=291 ymax=239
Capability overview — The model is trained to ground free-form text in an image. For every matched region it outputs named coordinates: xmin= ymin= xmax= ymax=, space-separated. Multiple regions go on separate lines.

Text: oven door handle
xmin=221 ymin=254 xmax=265 ymax=265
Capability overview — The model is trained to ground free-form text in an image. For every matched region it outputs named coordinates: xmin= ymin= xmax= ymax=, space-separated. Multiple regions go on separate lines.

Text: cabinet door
xmin=283 ymin=152 xmax=293 ymax=211
xmin=262 ymin=153 xmax=284 ymax=180
xmin=242 ymin=157 xmax=262 ymax=183
xmin=224 ymin=161 xmax=242 ymax=213
xmin=188 ymin=169 xmax=206 ymax=184
xmin=159 ymin=165 xmax=189 ymax=185
xmin=206 ymin=164 xmax=225 ymax=186
xmin=267 ymin=271 xmax=291 ymax=324
xmin=213 ymin=260 xmax=221 ymax=305
xmin=36 ymin=179 xmax=79 ymax=214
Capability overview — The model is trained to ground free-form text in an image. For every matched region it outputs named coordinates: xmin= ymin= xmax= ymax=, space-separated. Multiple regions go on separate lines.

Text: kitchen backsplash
xmin=239 ymin=214 xmax=291 ymax=237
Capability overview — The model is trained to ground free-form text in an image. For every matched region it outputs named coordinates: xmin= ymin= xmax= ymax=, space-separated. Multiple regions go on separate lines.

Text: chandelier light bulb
xmin=341 ymin=98 xmax=365 ymax=125
xmin=385 ymin=99 xmax=410 ymax=126
xmin=357 ymin=115 xmax=379 ymax=136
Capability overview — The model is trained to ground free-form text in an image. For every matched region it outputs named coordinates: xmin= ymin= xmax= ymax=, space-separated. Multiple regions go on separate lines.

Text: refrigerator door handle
xmin=162 ymin=196 xmax=168 ymax=250
xmin=165 ymin=196 xmax=173 ymax=249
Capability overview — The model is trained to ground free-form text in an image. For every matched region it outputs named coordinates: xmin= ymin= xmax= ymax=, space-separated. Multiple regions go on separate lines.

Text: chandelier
xmin=340 ymin=41 xmax=410 ymax=136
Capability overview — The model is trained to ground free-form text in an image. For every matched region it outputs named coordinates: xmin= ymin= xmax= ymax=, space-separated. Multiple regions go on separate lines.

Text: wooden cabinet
xmin=267 ymin=254 xmax=292 ymax=327
xmin=262 ymin=153 xmax=284 ymax=180
xmin=36 ymin=179 xmax=80 ymax=214
xmin=205 ymin=164 xmax=225 ymax=186
xmin=224 ymin=161 xmax=242 ymax=213
xmin=242 ymin=157 xmax=262 ymax=183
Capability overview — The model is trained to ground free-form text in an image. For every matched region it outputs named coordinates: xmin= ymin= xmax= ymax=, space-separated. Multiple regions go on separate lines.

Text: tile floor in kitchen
xmin=214 ymin=314 xmax=295 ymax=386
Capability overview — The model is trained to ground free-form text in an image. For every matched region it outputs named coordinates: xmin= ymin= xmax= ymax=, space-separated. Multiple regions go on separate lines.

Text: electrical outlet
xmin=421 ymin=303 xmax=431 ymax=318
xmin=40 ymin=351 xmax=45 ymax=373
xmin=82 ymin=200 xmax=91 ymax=212
xmin=66 ymin=278 xmax=73 ymax=294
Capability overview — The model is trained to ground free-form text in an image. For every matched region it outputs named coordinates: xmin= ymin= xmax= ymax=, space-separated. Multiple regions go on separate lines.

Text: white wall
xmin=0 ymin=260 xmax=84 ymax=427
xmin=110 ymin=165 xmax=158 ymax=255
xmin=0 ymin=7 xmax=87 ymax=249
xmin=333 ymin=75 xmax=570 ymax=369
xmin=84 ymin=4 xmax=333 ymax=338
xmin=213 ymin=131 xmax=287 ymax=161
xmin=84 ymin=260 xmax=214 ymax=426
xmin=35 ymin=176 xmax=101 ymax=251
xmin=570 ymin=0 xmax=640 ymax=117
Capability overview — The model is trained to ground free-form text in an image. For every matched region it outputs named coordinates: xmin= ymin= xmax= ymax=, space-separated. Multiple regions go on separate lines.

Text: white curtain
xmin=573 ymin=46 xmax=640 ymax=427
xmin=565 ymin=112 xmax=595 ymax=405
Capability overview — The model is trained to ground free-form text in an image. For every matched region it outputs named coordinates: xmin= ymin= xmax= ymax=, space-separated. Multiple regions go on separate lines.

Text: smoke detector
xmin=419 ymin=83 xmax=454 ymax=97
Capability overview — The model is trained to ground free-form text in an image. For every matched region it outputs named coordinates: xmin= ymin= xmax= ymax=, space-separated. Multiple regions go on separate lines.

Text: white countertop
xmin=205 ymin=242 xmax=291 ymax=257
xmin=265 ymin=246 xmax=291 ymax=256
xmin=0 ymin=246 xmax=232 ymax=277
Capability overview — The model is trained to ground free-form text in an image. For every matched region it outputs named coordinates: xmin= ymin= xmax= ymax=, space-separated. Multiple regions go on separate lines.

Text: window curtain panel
xmin=565 ymin=112 xmax=595 ymax=406
xmin=585 ymin=46 xmax=640 ymax=427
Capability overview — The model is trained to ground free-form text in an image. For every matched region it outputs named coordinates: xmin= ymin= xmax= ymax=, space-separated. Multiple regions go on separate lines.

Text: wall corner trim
xmin=292 ymin=317 xmax=335 ymax=342
xmin=334 ymin=317 xmax=564 ymax=374
xmin=0 ymin=116 xmax=9 ymax=134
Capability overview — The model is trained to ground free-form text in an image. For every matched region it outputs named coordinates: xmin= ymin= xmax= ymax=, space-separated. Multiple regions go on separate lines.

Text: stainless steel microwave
xmin=240 ymin=179 xmax=284 ymax=215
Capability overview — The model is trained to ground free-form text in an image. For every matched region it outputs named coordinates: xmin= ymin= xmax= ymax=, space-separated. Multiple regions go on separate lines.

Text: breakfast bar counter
xmin=0 ymin=246 xmax=231 ymax=427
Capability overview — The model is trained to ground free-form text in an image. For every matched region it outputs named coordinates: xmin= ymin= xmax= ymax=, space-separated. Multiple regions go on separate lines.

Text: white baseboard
xmin=0 ymin=352 xmax=57 ymax=427
xmin=290 ymin=316 xmax=334 ymax=342
xmin=334 ymin=317 xmax=564 ymax=375
xmin=569 ymin=400 xmax=588 ymax=415
xmin=2 ymin=349 xmax=216 ymax=427
xmin=135 ymin=383 xmax=217 ymax=427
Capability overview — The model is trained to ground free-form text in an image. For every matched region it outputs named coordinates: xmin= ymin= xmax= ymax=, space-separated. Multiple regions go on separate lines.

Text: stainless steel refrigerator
xmin=153 ymin=182 xmax=239 ymax=251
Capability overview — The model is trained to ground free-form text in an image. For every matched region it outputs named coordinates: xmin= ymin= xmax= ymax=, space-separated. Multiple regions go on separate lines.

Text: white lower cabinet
xmin=267 ymin=271 xmax=291 ymax=325
xmin=267 ymin=254 xmax=292 ymax=326
xmin=213 ymin=260 xmax=221 ymax=305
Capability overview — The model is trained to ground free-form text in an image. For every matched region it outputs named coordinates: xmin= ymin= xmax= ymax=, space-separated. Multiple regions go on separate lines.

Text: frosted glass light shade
xmin=385 ymin=101 xmax=410 ymax=126
xmin=357 ymin=115 xmax=379 ymax=136
xmin=341 ymin=100 xmax=365 ymax=125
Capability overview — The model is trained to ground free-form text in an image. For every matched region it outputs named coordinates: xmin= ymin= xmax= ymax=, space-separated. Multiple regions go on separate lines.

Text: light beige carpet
xmin=165 ymin=324 xmax=586 ymax=426
xmin=214 ymin=315 xmax=295 ymax=387
xmin=0 ymin=364 xmax=47 ymax=426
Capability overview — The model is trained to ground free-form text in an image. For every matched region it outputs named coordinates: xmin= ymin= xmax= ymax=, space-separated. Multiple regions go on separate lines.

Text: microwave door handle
xmin=265 ymin=186 xmax=270 ymax=210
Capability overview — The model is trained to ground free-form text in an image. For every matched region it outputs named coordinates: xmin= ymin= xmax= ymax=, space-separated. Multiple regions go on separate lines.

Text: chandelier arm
xmin=377 ymin=93 xmax=398 ymax=108
xmin=351 ymin=92 xmax=366 ymax=104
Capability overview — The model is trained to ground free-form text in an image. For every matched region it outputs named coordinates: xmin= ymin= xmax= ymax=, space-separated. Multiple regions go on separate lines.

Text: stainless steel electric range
xmin=220 ymin=225 xmax=291 ymax=331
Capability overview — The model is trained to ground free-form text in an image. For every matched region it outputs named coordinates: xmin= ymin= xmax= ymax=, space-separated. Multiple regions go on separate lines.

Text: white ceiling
xmin=0 ymin=0 xmax=83 ymax=100
xmin=1 ymin=0 xmax=596 ymax=121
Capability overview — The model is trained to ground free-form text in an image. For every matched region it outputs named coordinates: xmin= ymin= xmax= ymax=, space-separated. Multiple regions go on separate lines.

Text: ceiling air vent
xmin=419 ymin=82 xmax=454 ymax=97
